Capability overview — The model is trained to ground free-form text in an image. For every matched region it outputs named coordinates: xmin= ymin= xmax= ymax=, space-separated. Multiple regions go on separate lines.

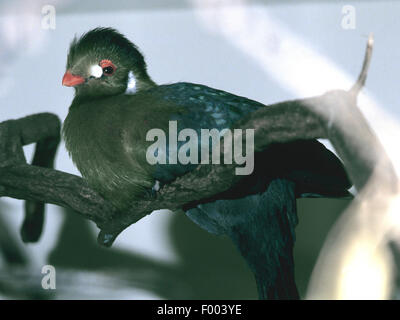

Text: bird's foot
xmin=149 ymin=180 xmax=161 ymax=199
xmin=97 ymin=229 xmax=121 ymax=247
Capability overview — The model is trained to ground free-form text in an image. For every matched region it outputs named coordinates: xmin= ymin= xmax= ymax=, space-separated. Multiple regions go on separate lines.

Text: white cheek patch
xmin=90 ymin=65 xmax=103 ymax=78
xmin=125 ymin=70 xmax=137 ymax=94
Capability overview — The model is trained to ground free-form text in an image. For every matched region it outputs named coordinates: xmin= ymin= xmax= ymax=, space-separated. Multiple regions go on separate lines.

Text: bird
xmin=62 ymin=27 xmax=351 ymax=299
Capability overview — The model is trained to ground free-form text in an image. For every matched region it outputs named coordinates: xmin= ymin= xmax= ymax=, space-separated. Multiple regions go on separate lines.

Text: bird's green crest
xmin=66 ymin=27 xmax=154 ymax=98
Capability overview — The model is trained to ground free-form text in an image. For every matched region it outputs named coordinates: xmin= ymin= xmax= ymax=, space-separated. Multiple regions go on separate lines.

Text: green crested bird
xmin=62 ymin=27 xmax=351 ymax=299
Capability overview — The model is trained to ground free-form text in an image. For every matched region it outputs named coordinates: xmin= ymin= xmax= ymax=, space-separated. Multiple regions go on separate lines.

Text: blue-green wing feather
xmin=146 ymin=82 xmax=264 ymax=182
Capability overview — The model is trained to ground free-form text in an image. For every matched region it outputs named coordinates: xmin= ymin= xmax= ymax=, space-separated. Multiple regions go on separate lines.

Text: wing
xmin=143 ymin=82 xmax=265 ymax=182
xmin=151 ymin=82 xmax=265 ymax=126
xmin=143 ymin=82 xmax=351 ymax=197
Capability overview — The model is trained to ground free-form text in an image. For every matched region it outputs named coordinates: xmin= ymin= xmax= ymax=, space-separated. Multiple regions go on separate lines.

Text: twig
xmin=21 ymin=121 xmax=60 ymax=242
xmin=350 ymin=33 xmax=374 ymax=96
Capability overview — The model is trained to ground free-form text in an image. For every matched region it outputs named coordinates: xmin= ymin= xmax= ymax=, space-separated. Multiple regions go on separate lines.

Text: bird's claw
xmin=149 ymin=180 xmax=160 ymax=199
xmin=97 ymin=230 xmax=119 ymax=247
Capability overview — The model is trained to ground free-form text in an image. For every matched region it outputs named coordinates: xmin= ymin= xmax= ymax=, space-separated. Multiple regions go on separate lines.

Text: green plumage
xmin=63 ymin=92 xmax=183 ymax=210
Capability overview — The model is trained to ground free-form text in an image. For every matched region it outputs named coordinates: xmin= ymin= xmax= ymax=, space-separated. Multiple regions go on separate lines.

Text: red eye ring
xmin=99 ymin=59 xmax=116 ymax=76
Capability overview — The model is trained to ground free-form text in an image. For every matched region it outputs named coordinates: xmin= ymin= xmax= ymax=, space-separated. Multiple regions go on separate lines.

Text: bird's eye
xmin=103 ymin=66 xmax=114 ymax=75
xmin=99 ymin=59 xmax=116 ymax=76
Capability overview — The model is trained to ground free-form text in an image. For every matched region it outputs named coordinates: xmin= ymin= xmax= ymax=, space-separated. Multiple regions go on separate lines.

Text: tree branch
xmin=0 ymin=35 xmax=395 ymax=248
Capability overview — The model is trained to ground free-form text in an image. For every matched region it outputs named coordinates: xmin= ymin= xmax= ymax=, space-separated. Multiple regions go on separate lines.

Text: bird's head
xmin=62 ymin=27 xmax=154 ymax=98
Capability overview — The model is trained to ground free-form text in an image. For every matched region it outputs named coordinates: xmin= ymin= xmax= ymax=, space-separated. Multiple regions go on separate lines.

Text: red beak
xmin=62 ymin=71 xmax=85 ymax=87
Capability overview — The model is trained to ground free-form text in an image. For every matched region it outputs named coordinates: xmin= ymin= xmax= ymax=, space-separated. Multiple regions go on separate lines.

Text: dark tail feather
xmin=227 ymin=179 xmax=299 ymax=300
xmin=186 ymin=178 xmax=300 ymax=300
xmin=255 ymin=254 xmax=299 ymax=300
